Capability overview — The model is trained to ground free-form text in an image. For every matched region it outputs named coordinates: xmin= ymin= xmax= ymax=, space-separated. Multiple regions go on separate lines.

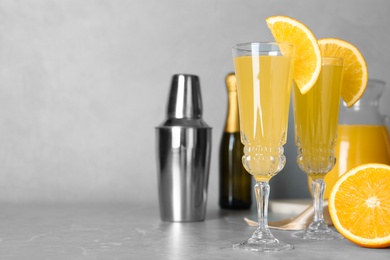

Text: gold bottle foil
xmin=224 ymin=73 xmax=240 ymax=133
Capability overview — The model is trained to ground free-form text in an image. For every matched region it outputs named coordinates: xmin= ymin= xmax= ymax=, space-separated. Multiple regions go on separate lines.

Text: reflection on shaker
xmin=155 ymin=74 xmax=212 ymax=222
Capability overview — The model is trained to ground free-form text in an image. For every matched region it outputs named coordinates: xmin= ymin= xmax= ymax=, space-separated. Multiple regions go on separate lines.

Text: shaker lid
xmin=167 ymin=74 xmax=202 ymax=119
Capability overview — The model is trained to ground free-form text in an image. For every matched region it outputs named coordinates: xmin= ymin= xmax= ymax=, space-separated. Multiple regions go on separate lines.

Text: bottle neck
xmin=224 ymin=89 xmax=240 ymax=133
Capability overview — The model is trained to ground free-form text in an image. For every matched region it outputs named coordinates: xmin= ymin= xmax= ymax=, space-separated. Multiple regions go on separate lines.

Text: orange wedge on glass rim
xmin=329 ymin=163 xmax=390 ymax=248
xmin=266 ymin=15 xmax=321 ymax=94
xmin=318 ymin=38 xmax=368 ymax=107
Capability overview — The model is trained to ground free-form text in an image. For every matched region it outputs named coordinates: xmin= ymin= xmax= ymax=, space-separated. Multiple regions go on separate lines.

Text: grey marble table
xmin=0 ymin=203 xmax=389 ymax=259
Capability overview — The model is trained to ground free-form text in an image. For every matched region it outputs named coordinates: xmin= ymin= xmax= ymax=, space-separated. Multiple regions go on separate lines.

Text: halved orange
xmin=266 ymin=16 xmax=321 ymax=94
xmin=329 ymin=163 xmax=390 ymax=248
xmin=318 ymin=38 xmax=368 ymax=107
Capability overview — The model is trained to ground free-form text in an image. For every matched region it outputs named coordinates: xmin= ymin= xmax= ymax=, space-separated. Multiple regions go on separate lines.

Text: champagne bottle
xmin=219 ymin=73 xmax=252 ymax=209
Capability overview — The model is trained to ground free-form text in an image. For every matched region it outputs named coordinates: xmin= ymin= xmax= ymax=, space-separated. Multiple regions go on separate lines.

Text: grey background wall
xmin=0 ymin=0 xmax=389 ymax=206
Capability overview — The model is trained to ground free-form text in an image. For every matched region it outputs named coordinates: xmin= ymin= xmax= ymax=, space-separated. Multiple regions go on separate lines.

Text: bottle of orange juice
xmin=319 ymin=79 xmax=390 ymax=199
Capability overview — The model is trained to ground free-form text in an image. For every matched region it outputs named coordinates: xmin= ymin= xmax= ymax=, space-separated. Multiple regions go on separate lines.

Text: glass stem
xmin=255 ymin=181 xmax=270 ymax=230
xmin=312 ymin=178 xmax=325 ymax=223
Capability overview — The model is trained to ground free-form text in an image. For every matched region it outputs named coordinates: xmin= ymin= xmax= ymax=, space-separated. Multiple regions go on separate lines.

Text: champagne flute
xmin=232 ymin=42 xmax=295 ymax=252
xmin=292 ymin=57 xmax=344 ymax=240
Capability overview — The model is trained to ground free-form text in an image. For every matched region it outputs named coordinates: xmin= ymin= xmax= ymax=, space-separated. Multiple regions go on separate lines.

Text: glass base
xmin=292 ymin=221 xmax=343 ymax=240
xmin=233 ymin=237 xmax=293 ymax=252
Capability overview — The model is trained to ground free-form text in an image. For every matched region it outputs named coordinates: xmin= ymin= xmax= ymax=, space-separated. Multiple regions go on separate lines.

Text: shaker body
xmin=156 ymin=126 xmax=211 ymax=222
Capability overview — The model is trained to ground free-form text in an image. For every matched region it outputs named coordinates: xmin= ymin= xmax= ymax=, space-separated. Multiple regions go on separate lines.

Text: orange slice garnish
xmin=318 ymin=38 xmax=368 ymax=107
xmin=266 ymin=16 xmax=321 ymax=94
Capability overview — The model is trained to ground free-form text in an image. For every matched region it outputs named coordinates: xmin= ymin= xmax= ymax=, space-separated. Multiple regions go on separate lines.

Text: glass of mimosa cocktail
xmin=232 ymin=42 xmax=295 ymax=252
xmin=292 ymin=57 xmax=344 ymax=240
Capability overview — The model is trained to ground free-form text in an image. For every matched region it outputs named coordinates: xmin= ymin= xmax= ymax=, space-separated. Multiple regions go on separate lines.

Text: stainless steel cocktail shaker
xmin=156 ymin=74 xmax=212 ymax=222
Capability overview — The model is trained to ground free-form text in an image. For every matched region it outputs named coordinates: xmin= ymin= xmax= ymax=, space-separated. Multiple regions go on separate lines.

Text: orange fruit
xmin=329 ymin=163 xmax=390 ymax=248
xmin=318 ymin=38 xmax=368 ymax=107
xmin=266 ymin=15 xmax=321 ymax=94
